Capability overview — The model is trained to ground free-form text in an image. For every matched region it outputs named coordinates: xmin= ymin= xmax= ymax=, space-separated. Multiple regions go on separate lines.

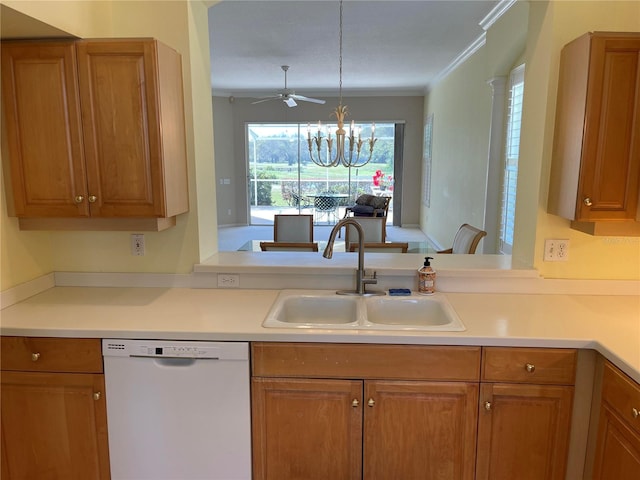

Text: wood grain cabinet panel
xmin=0 ymin=337 xmax=110 ymax=479
xmin=592 ymin=362 xmax=640 ymax=479
xmin=1 ymin=38 xmax=188 ymax=230
xmin=477 ymin=347 xmax=577 ymax=480
xmin=251 ymin=343 xmax=480 ymax=480
xmin=548 ymin=32 xmax=640 ymax=235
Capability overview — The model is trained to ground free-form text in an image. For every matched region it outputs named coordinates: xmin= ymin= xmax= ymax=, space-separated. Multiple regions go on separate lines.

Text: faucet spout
xmin=323 ymin=218 xmax=384 ymax=296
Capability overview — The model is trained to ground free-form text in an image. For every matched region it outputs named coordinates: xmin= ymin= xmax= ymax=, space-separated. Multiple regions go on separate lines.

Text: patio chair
xmin=274 ymin=214 xmax=314 ymax=242
xmin=438 ymin=223 xmax=487 ymax=254
xmin=259 ymin=242 xmax=319 ymax=252
xmin=314 ymin=194 xmax=340 ymax=224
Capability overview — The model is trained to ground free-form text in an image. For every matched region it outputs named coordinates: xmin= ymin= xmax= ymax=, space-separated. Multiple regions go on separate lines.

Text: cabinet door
xmin=476 ymin=383 xmax=574 ymax=480
xmin=1 ymin=42 xmax=89 ymax=217
xmin=579 ymin=34 xmax=640 ymax=221
xmin=76 ymin=40 xmax=167 ymax=217
xmin=592 ymin=404 xmax=640 ymax=479
xmin=252 ymin=377 xmax=362 ymax=480
xmin=0 ymin=371 xmax=110 ymax=479
xmin=363 ymin=380 xmax=478 ymax=480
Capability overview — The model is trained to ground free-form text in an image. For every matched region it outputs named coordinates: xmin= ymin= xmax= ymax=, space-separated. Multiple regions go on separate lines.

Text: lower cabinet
xmin=476 ymin=347 xmax=577 ymax=480
xmin=251 ymin=343 xmax=480 ymax=480
xmin=591 ymin=361 xmax=640 ymax=479
xmin=0 ymin=337 xmax=110 ymax=479
xmin=251 ymin=343 xmax=579 ymax=480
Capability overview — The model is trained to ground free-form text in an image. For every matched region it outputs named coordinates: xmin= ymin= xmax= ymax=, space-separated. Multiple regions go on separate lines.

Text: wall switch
xmin=217 ymin=274 xmax=240 ymax=288
xmin=131 ymin=234 xmax=145 ymax=256
xmin=544 ymin=239 xmax=569 ymax=261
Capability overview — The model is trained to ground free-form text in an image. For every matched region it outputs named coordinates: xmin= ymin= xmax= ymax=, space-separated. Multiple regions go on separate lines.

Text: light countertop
xmin=1 ymin=286 xmax=638 ymax=382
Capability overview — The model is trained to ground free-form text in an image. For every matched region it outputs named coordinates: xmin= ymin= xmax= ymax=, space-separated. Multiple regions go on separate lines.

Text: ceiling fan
xmin=251 ymin=65 xmax=326 ymax=108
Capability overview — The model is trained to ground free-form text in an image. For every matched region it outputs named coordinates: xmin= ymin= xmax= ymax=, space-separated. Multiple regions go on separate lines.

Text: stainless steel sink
xmin=263 ymin=290 xmax=465 ymax=331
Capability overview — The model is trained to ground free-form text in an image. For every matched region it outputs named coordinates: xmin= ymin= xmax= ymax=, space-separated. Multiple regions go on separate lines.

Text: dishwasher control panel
xmin=103 ymin=339 xmax=248 ymax=360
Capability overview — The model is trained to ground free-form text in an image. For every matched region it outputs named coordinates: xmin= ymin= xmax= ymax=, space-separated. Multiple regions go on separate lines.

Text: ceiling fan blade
xmin=291 ymin=94 xmax=326 ymax=105
xmin=284 ymin=97 xmax=297 ymax=107
xmin=251 ymin=97 xmax=279 ymax=105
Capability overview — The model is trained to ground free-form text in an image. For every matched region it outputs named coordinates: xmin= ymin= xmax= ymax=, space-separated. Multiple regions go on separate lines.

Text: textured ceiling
xmin=209 ymin=0 xmax=507 ymax=97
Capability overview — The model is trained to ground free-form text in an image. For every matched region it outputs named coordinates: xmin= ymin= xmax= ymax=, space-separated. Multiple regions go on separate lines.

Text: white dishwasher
xmin=103 ymin=339 xmax=251 ymax=480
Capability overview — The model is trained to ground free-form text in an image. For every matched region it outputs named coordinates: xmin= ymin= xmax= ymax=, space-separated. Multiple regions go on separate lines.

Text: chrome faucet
xmin=323 ymin=218 xmax=384 ymax=296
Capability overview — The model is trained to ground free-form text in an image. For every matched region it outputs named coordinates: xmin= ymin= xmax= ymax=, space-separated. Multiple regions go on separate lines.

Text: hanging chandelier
xmin=307 ymin=0 xmax=377 ymax=168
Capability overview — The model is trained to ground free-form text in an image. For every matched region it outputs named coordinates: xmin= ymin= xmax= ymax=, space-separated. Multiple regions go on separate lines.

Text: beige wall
xmin=422 ymin=0 xmax=527 ymax=252
xmin=212 ymin=95 xmax=425 ymax=227
xmin=0 ymin=0 xmax=217 ymax=290
xmin=520 ymin=0 xmax=640 ymax=279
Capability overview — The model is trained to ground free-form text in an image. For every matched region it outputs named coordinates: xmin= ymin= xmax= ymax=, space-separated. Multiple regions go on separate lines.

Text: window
xmin=246 ymin=122 xmax=399 ymax=225
xmin=499 ymin=64 xmax=524 ymax=254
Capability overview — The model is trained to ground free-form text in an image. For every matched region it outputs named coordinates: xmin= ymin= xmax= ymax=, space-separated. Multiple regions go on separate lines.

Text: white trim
xmin=434 ymin=33 xmax=486 ymax=85
xmin=479 ymin=0 xmax=518 ymax=31
xmin=0 ymin=273 xmax=55 ymax=309
xmin=53 ymin=272 xmax=193 ymax=288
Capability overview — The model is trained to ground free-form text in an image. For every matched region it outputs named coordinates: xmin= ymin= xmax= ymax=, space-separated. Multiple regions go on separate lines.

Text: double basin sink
xmin=263 ymin=290 xmax=465 ymax=331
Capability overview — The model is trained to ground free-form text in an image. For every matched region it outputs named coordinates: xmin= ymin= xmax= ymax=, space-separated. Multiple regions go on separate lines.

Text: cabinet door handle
xmin=484 ymin=401 xmax=492 ymax=411
xmin=583 ymin=197 xmax=593 ymax=206
xmin=633 ymin=407 xmax=639 ymax=419
xmin=525 ymin=363 xmax=536 ymax=373
xmin=367 ymin=398 xmax=375 ymax=407
xmin=74 ymin=195 xmax=84 ymax=204
xmin=88 ymin=195 xmax=97 ymax=203
xmin=351 ymin=399 xmax=359 ymax=408
xmin=31 ymin=352 xmax=40 ymax=362
xmin=93 ymin=392 xmax=101 ymax=401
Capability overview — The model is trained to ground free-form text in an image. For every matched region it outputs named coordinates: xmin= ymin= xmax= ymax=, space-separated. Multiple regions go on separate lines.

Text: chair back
xmin=259 ymin=242 xmax=319 ymax=252
xmin=274 ymin=214 xmax=314 ymax=242
xmin=348 ymin=242 xmax=408 ymax=253
xmin=449 ymin=224 xmax=487 ymax=254
xmin=344 ymin=217 xmax=386 ymax=248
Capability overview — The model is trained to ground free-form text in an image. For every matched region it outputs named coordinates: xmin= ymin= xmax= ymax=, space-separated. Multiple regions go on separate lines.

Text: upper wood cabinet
xmin=1 ymin=38 xmax=188 ymax=230
xmin=548 ymin=32 xmax=640 ymax=236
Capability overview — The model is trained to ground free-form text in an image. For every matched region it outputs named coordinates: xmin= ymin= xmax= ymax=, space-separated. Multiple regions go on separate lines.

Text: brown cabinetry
xmin=0 ymin=336 xmax=110 ymax=479
xmin=1 ymin=38 xmax=188 ymax=231
xmin=548 ymin=32 xmax=640 ymax=236
xmin=592 ymin=361 xmax=640 ymax=479
xmin=251 ymin=343 xmax=480 ymax=480
xmin=476 ymin=347 xmax=577 ymax=480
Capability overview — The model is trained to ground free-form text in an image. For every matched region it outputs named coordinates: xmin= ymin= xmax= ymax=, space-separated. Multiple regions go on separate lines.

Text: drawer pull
xmin=525 ymin=363 xmax=536 ymax=373
xmin=484 ymin=401 xmax=492 ymax=411
xmin=583 ymin=197 xmax=593 ymax=207
xmin=31 ymin=352 xmax=40 ymax=362
xmin=367 ymin=398 xmax=375 ymax=408
xmin=351 ymin=399 xmax=359 ymax=408
xmin=633 ymin=408 xmax=639 ymax=419
xmin=93 ymin=392 xmax=101 ymax=401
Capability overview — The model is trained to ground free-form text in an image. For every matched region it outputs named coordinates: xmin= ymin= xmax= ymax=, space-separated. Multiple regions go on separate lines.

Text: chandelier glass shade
xmin=307 ymin=1 xmax=377 ymax=168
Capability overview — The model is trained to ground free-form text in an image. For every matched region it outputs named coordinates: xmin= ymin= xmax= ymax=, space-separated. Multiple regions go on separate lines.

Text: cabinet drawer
xmin=0 ymin=337 xmax=103 ymax=373
xmin=252 ymin=343 xmax=481 ymax=381
xmin=481 ymin=347 xmax=577 ymax=385
xmin=601 ymin=361 xmax=640 ymax=435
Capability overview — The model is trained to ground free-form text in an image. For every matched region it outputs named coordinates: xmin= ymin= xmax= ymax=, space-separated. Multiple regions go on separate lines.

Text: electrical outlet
xmin=131 ymin=234 xmax=145 ymax=256
xmin=217 ymin=274 xmax=240 ymax=288
xmin=544 ymin=239 xmax=569 ymax=261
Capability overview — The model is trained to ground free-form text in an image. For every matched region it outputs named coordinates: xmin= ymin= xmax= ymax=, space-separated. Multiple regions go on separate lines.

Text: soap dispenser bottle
xmin=418 ymin=256 xmax=436 ymax=295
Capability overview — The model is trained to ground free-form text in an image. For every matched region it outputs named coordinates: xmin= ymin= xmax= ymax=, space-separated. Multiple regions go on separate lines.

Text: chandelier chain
xmin=338 ymin=0 xmax=343 ymax=105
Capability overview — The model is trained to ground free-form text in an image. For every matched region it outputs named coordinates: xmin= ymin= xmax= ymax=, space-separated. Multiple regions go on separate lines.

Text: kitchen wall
xmin=212 ymin=95 xmax=424 ymax=227
xmin=423 ymin=0 xmax=640 ymax=280
xmin=1 ymin=1 xmax=639 ymax=292
xmin=0 ymin=0 xmax=218 ymax=290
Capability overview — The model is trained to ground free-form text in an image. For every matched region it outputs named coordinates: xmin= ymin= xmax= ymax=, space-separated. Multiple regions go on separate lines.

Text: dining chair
xmin=259 ymin=242 xmax=319 ymax=252
xmin=348 ymin=242 xmax=409 ymax=253
xmin=344 ymin=217 xmax=386 ymax=250
xmin=274 ymin=214 xmax=314 ymax=242
xmin=438 ymin=223 xmax=487 ymax=254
